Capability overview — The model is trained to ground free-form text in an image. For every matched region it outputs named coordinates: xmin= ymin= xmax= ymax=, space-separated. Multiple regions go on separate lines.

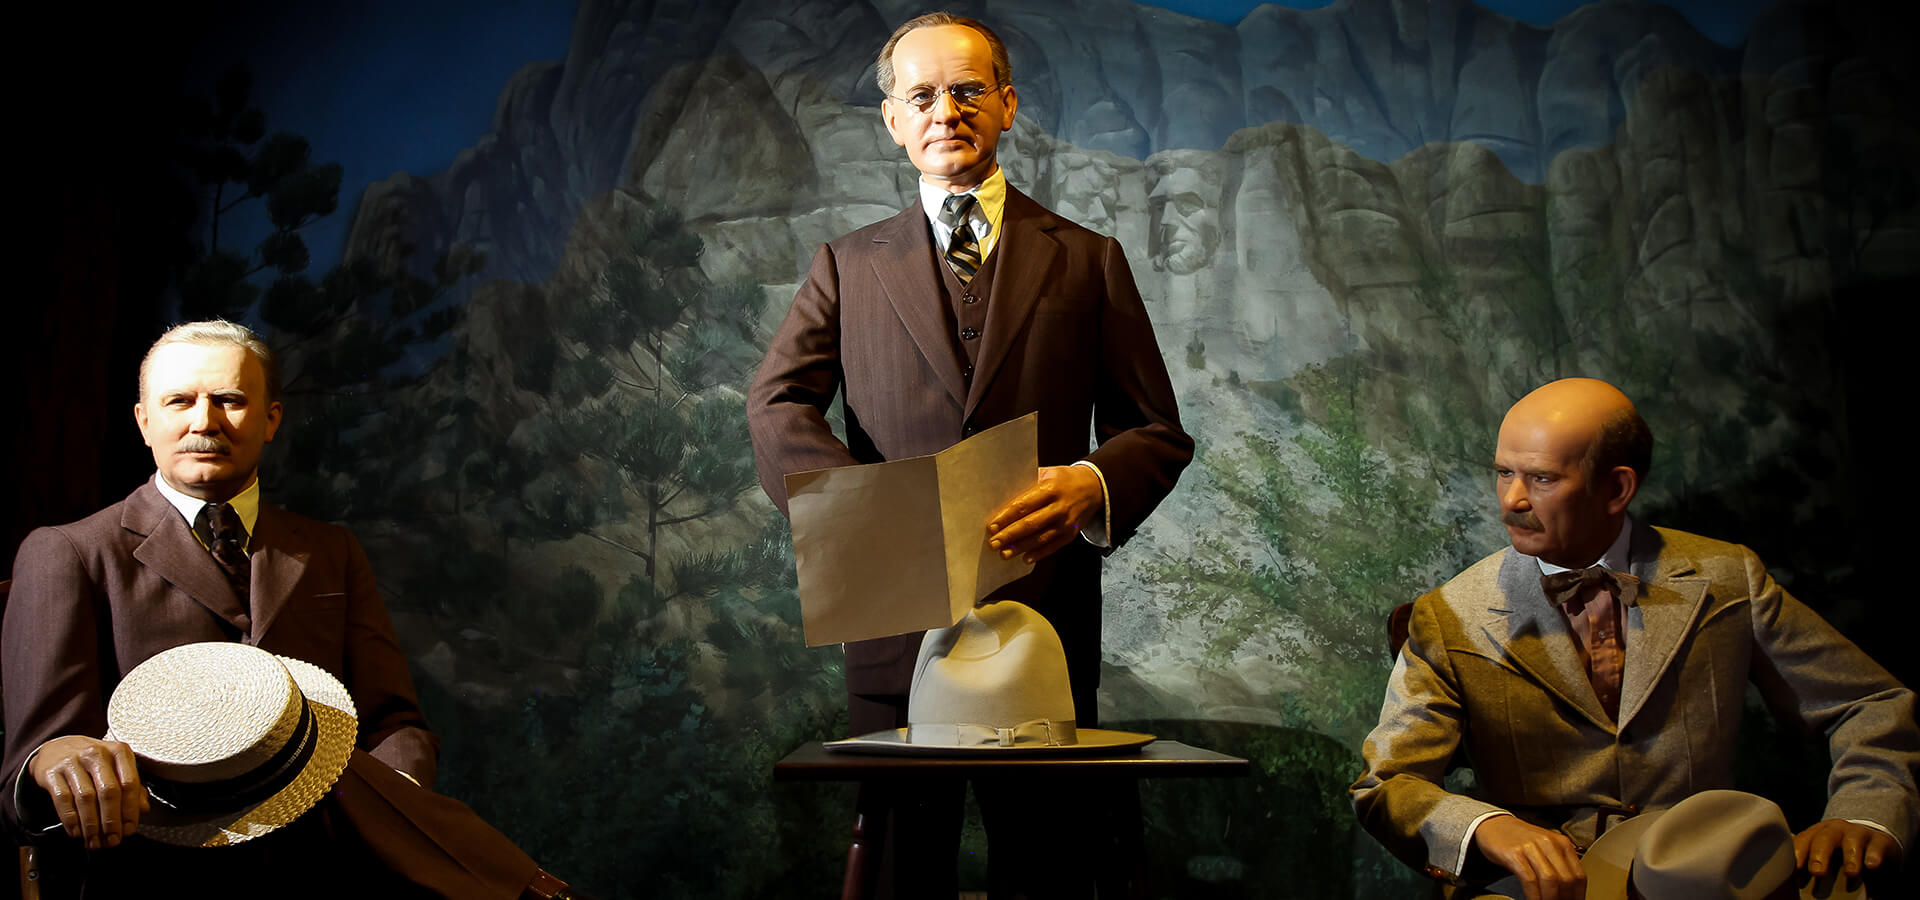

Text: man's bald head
xmin=1507 ymin=378 xmax=1652 ymax=482
xmin=1494 ymin=378 xmax=1651 ymax=567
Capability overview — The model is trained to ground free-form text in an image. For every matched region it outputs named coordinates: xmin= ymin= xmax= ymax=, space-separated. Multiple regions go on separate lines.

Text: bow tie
xmin=1541 ymin=566 xmax=1641 ymax=613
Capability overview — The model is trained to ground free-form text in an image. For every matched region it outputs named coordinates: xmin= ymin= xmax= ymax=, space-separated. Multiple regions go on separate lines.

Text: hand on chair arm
xmin=24 ymin=735 xmax=150 ymax=849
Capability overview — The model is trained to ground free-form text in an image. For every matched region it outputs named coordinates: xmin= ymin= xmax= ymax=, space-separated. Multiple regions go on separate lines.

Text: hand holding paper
xmin=986 ymin=465 xmax=1104 ymax=563
xmin=786 ymin=413 xmax=1040 ymax=647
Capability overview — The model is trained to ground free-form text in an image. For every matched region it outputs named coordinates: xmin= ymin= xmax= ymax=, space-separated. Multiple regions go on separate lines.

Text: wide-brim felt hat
xmin=827 ymin=601 xmax=1153 ymax=755
xmin=1583 ymin=790 xmax=1864 ymax=900
xmin=106 ymin=642 xmax=357 ymax=847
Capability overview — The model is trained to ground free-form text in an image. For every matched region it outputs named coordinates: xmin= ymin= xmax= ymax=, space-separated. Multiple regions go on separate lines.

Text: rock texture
xmin=340 ymin=0 xmax=1920 ymax=742
xmin=343 ymin=0 xmax=1751 ymax=287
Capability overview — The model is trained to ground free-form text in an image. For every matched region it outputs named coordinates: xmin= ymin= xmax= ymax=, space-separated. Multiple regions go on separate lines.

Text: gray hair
xmin=875 ymin=12 xmax=1012 ymax=97
xmin=139 ymin=320 xmax=281 ymax=403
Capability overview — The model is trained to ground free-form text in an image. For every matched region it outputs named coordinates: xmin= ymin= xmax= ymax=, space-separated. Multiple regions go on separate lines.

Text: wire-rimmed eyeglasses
xmin=886 ymin=81 xmax=1009 ymax=114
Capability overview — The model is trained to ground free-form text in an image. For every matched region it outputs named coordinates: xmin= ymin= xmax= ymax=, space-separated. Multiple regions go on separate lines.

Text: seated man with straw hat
xmin=3 ymin=320 xmax=582 ymax=899
xmin=1351 ymin=378 xmax=1920 ymax=900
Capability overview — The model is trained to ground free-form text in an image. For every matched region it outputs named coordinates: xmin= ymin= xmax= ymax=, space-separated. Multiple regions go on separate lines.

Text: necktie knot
xmin=940 ymin=193 xmax=977 ymax=228
xmin=1541 ymin=566 xmax=1640 ymax=613
xmin=940 ymin=193 xmax=983 ymax=285
xmin=195 ymin=502 xmax=250 ymax=570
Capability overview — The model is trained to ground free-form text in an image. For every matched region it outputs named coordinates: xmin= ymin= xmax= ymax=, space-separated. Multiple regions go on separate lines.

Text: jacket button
xmin=963 ymin=293 xmax=978 ymax=305
xmin=960 ymin=327 xmax=979 ymax=341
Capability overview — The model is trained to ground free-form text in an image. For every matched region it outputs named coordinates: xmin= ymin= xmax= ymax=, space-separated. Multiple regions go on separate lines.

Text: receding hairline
xmin=138 ymin=320 xmax=281 ymax=404
xmin=1503 ymin=378 xmax=1652 ymax=484
xmin=874 ymin=13 xmax=1013 ymax=97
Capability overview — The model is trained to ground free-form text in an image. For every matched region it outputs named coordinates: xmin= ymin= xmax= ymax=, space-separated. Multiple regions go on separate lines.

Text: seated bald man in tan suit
xmin=1352 ymin=378 xmax=1919 ymax=900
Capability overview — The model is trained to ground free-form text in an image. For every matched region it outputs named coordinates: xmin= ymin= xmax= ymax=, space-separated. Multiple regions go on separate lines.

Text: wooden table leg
xmin=842 ymin=809 xmax=871 ymax=900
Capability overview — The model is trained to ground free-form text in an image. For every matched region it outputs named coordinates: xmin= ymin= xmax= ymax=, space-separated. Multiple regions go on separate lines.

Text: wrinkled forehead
xmin=890 ymin=25 xmax=995 ymax=87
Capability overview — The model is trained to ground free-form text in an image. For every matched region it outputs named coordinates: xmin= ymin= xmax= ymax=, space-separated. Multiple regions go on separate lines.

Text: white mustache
xmin=177 ymin=436 xmax=231 ymax=455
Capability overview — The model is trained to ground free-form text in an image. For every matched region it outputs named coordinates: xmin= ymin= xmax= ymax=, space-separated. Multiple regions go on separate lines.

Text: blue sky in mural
xmin=223 ymin=0 xmax=1770 ymax=272
xmin=1152 ymin=1 xmax=1769 ymax=44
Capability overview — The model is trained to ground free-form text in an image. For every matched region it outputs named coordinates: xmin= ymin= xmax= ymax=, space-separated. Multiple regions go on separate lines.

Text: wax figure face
xmin=882 ymin=24 xmax=1018 ymax=190
xmin=135 ymin=341 xmax=282 ymax=501
xmin=1493 ymin=379 xmax=1637 ymax=568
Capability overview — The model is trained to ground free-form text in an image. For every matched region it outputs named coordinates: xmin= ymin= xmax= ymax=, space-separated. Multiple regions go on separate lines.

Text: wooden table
xmin=774 ymin=740 xmax=1248 ymax=899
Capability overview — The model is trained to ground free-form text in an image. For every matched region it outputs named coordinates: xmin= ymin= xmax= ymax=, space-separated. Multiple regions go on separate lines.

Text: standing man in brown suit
xmin=747 ymin=12 xmax=1191 ymax=897
xmin=4 ymin=320 xmax=580 ymax=899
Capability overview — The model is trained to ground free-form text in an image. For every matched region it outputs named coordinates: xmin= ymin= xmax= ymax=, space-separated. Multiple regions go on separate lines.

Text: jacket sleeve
xmin=338 ymin=529 xmax=441 ymax=787
xmin=1081 ymin=234 xmax=1193 ymax=548
xmin=1350 ymin=592 xmax=1507 ymax=877
xmin=1744 ymin=548 xmax=1920 ymax=848
xmin=747 ymin=242 xmax=863 ymax=517
xmin=2 ymin=526 xmax=114 ymax=837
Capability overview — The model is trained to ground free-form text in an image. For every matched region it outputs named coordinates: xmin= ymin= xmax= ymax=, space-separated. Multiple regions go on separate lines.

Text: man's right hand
xmin=28 ymin=735 xmax=148 ymax=849
xmin=1472 ymin=814 xmax=1585 ymax=900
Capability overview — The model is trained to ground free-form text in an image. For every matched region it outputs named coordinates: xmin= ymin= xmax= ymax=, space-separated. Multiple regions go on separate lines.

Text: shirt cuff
xmin=1845 ymin=819 xmax=1901 ymax=850
xmin=1070 ymin=460 xmax=1111 ymax=548
xmin=1456 ymin=810 xmax=1512 ymax=877
xmin=13 ymin=750 xmax=64 ymax=837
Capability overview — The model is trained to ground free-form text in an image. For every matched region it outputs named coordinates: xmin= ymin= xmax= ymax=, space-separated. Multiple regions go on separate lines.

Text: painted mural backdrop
xmin=163 ymin=0 xmax=1916 ymax=896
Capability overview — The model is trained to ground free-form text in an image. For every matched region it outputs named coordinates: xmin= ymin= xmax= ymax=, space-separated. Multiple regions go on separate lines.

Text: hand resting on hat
xmin=1794 ymin=817 xmax=1902 ymax=880
xmin=1476 ymin=811 xmax=1903 ymax=900
xmin=986 ymin=465 xmax=1103 ymax=564
xmin=27 ymin=734 xmax=150 ymax=850
xmin=1472 ymin=814 xmax=1585 ymax=900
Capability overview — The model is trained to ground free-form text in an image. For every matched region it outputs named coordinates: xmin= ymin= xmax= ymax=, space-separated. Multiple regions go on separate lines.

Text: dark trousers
xmin=26 ymin=751 xmax=538 ymax=900
xmin=849 ymin=691 xmax=1107 ymax=900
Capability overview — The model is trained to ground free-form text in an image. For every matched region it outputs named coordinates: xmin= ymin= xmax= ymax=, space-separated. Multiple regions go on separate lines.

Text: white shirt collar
xmin=1534 ymin=515 xmax=1633 ymax=576
xmin=917 ymin=166 xmax=1007 ymax=260
xmin=153 ymin=472 xmax=262 ymax=550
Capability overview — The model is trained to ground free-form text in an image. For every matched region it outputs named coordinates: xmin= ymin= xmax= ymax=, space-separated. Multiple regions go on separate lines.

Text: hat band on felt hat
xmin=908 ymin=718 xmax=1078 ymax=748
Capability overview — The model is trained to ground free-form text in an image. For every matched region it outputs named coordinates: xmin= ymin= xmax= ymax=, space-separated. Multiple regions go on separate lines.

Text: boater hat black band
xmin=144 ymin=699 xmax=317 ymax=816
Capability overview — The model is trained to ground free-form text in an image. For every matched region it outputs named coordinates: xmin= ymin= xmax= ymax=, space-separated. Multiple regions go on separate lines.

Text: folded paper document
xmin=786 ymin=413 xmax=1038 ymax=647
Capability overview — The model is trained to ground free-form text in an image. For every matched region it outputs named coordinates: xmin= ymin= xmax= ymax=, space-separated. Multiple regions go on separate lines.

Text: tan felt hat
xmin=827 ymin=601 xmax=1153 ymax=755
xmin=106 ymin=642 xmax=357 ymax=847
xmin=1582 ymin=790 xmax=1865 ymax=900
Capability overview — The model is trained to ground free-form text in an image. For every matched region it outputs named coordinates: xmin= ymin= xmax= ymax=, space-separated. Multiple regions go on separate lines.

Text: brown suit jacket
xmin=1351 ymin=523 xmax=1920 ymax=880
xmin=2 ymin=478 xmax=438 ymax=831
xmin=748 ymin=185 xmax=1191 ymax=698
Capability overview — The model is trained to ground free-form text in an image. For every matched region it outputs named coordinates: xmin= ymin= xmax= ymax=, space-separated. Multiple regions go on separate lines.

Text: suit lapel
xmin=1482 ymin=550 xmax=1615 ymax=730
xmin=868 ymin=203 xmax=968 ymax=406
xmin=124 ymin=482 xmax=252 ymax=634
xmin=248 ymin=504 xmax=309 ymax=643
xmin=1617 ymin=524 xmax=1709 ymax=728
xmin=965 ymin=187 xmax=1057 ymax=417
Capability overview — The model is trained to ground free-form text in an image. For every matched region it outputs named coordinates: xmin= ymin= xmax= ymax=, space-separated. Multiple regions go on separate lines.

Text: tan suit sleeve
xmin=1742 ymin=549 xmax=1920 ymax=848
xmin=1350 ymin=593 xmax=1508 ymax=877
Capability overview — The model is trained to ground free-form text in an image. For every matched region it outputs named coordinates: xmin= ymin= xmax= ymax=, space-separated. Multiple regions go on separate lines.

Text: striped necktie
xmin=940 ymin=193 xmax=982 ymax=284
xmin=195 ymin=501 xmax=252 ymax=607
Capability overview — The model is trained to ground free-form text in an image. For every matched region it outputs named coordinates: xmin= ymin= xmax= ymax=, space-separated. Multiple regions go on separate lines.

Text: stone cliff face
xmin=344 ymin=0 xmax=1752 ymax=287
xmin=343 ymin=0 xmax=1920 ymax=720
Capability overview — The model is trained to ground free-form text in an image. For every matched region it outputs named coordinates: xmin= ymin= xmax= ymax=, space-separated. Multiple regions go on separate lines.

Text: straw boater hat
xmin=1582 ymin=790 xmax=1865 ymax=900
xmin=106 ymin=642 xmax=357 ymax=847
xmin=827 ymin=600 xmax=1153 ymax=755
